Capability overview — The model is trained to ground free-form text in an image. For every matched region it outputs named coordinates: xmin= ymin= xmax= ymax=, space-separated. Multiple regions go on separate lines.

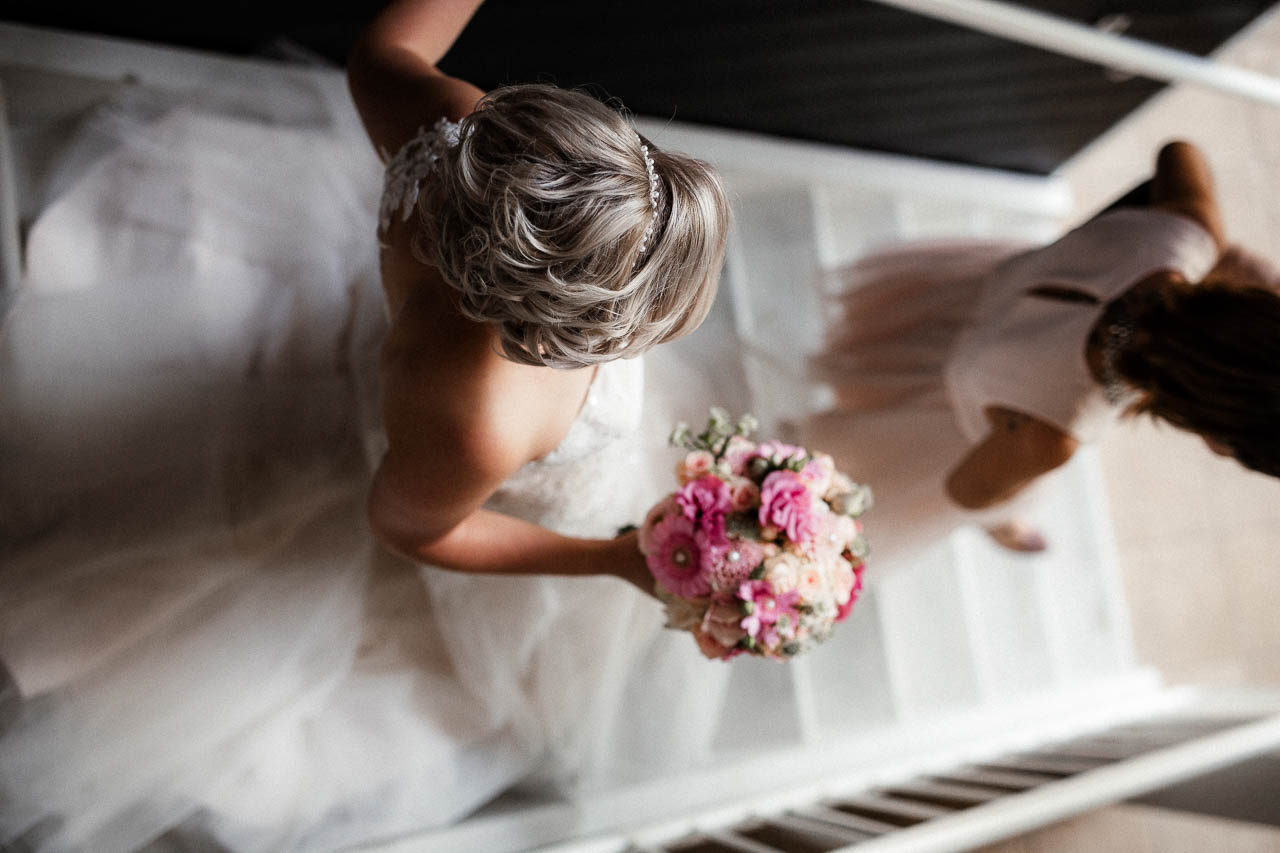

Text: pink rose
xmin=834 ymin=562 xmax=865 ymax=623
xmin=800 ymin=454 xmax=835 ymax=496
xmin=723 ymin=436 xmax=756 ymax=476
xmin=727 ymin=477 xmax=760 ymax=512
xmin=796 ymin=563 xmax=825 ymax=601
xmin=702 ymin=598 xmax=748 ymax=648
xmin=763 ymin=551 xmax=802 ymax=594
xmin=694 ymin=629 xmax=739 ymax=660
xmin=830 ymin=556 xmax=856 ymax=606
xmin=758 ymin=470 xmax=822 ymax=547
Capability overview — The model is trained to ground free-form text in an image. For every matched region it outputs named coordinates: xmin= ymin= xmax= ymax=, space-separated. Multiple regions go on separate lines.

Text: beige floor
xmin=1058 ymin=7 xmax=1280 ymax=690
xmin=977 ymin=804 xmax=1280 ymax=853
xmin=973 ymin=10 xmax=1280 ymax=853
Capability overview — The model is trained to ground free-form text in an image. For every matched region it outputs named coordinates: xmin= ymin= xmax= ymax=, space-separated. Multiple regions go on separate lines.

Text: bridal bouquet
xmin=639 ymin=409 xmax=872 ymax=661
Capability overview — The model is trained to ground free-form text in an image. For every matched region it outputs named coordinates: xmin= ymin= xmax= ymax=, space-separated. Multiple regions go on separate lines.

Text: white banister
xmin=868 ymin=0 xmax=1280 ymax=108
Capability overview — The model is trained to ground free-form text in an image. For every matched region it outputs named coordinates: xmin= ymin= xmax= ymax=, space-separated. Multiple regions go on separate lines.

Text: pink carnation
xmin=758 ymin=470 xmax=822 ymax=548
xmin=677 ymin=474 xmax=733 ymax=548
xmin=646 ymin=514 xmax=712 ymax=597
xmin=676 ymin=474 xmax=731 ymax=520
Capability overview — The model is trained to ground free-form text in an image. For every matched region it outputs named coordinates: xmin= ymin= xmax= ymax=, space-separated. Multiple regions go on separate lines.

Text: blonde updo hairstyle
xmin=414 ymin=84 xmax=730 ymax=369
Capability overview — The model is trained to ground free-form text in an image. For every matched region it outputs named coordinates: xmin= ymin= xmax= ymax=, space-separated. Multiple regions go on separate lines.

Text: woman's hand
xmin=604 ymin=529 xmax=657 ymax=597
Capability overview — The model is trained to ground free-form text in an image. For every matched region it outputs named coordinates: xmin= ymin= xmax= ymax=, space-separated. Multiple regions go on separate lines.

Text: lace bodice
xmin=377 ymin=117 xmax=461 ymax=240
xmin=483 ymin=356 xmax=647 ymax=537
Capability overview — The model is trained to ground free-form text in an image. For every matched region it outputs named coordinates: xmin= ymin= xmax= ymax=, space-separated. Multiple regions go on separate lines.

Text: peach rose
xmin=763 ymin=551 xmax=803 ymax=594
xmin=830 ymin=557 xmax=856 ymax=606
xmin=678 ymin=450 xmax=716 ymax=484
xmin=727 ymin=477 xmax=760 ymax=512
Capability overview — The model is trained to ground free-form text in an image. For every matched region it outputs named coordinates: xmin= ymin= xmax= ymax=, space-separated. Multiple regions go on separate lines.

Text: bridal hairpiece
xmin=635 ymin=134 xmax=660 ymax=263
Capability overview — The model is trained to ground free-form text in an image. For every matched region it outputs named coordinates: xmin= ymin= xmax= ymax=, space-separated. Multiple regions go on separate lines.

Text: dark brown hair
xmin=1111 ymin=253 xmax=1280 ymax=477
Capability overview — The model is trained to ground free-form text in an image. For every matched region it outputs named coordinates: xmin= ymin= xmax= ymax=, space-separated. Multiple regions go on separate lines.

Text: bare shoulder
xmin=945 ymin=406 xmax=1079 ymax=509
xmin=379 ymin=310 xmax=537 ymax=481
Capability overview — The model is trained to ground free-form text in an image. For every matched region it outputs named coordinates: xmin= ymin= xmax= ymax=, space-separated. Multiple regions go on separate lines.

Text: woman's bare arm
xmin=367 ymin=309 xmax=651 ymax=589
xmin=945 ymin=407 xmax=1079 ymax=510
xmin=1150 ymin=140 xmax=1226 ymax=249
xmin=367 ymin=383 xmax=651 ymax=588
xmin=347 ymin=0 xmax=488 ymax=158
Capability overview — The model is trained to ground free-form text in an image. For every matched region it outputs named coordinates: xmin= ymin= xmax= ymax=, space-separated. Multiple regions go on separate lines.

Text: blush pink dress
xmin=804 ymin=209 xmax=1219 ymax=568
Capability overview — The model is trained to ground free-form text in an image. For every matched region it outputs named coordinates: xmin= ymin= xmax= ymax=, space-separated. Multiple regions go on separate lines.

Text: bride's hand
xmin=606 ymin=530 xmax=657 ymax=597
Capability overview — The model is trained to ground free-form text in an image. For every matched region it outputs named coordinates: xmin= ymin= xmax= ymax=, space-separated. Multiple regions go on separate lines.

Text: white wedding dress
xmin=0 ymin=72 xmax=731 ymax=852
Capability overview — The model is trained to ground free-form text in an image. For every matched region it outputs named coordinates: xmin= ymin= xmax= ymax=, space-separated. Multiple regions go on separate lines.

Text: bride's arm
xmin=347 ymin=0 xmax=488 ymax=158
xmin=367 ymin=347 xmax=652 ymax=591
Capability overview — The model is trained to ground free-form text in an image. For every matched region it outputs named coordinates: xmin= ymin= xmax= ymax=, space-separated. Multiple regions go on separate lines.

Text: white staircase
xmin=4 ymin=22 xmax=1280 ymax=853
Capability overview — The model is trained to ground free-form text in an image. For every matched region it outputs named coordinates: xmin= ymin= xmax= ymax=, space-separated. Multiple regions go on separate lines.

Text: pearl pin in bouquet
xmin=637 ymin=409 xmax=872 ymax=660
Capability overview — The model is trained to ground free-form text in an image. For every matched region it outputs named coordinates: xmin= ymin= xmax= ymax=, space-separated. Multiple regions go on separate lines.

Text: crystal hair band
xmin=636 ymin=134 xmax=660 ymax=262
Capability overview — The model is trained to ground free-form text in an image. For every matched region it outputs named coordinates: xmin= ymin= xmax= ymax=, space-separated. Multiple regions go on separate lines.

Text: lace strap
xmin=377 ymin=117 xmax=462 ymax=240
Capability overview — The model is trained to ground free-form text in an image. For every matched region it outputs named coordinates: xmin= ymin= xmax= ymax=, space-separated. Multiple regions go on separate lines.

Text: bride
xmin=0 ymin=1 xmax=735 ymax=849
xmin=351 ymin=0 xmax=727 ymax=582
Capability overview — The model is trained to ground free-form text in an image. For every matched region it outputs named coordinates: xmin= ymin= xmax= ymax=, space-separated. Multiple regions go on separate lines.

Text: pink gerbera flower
xmin=646 ymin=514 xmax=712 ymax=597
